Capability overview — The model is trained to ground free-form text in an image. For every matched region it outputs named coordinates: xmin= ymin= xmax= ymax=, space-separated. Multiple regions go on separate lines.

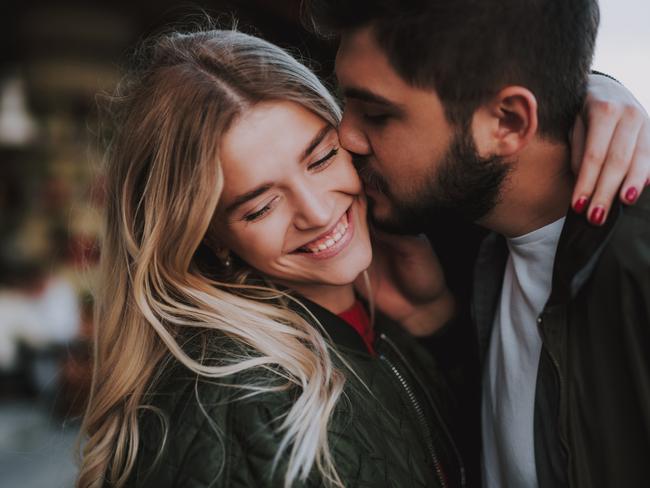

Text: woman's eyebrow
xmin=225 ymin=184 xmax=273 ymax=215
xmin=225 ymin=125 xmax=333 ymax=216
xmin=301 ymin=125 xmax=333 ymax=160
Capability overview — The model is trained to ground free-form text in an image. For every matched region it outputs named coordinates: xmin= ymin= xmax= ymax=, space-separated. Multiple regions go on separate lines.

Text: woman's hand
xmin=571 ymin=73 xmax=650 ymax=224
xmin=355 ymin=230 xmax=455 ymax=336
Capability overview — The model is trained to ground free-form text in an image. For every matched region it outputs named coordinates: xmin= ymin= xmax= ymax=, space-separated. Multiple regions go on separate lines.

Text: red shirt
xmin=337 ymin=300 xmax=375 ymax=355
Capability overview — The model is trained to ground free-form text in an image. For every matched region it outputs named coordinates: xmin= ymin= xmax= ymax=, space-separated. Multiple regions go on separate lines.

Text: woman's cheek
xmin=237 ymin=220 xmax=286 ymax=264
xmin=334 ymin=155 xmax=364 ymax=195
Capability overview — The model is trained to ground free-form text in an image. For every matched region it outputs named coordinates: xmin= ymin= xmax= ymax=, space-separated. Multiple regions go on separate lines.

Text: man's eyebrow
xmin=341 ymin=87 xmax=401 ymax=108
xmin=225 ymin=184 xmax=273 ymax=215
xmin=302 ymin=125 xmax=334 ymax=160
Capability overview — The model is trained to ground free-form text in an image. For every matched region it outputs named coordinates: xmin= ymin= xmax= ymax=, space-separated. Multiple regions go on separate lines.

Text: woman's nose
xmin=292 ymin=185 xmax=333 ymax=231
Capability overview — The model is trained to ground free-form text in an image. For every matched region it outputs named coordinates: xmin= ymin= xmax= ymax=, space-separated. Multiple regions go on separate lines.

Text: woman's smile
xmin=291 ymin=205 xmax=354 ymax=259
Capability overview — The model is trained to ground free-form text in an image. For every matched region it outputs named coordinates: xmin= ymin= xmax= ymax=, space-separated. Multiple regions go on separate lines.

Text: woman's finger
xmin=587 ymin=111 xmax=643 ymax=224
xmin=571 ymin=100 xmax=621 ymax=213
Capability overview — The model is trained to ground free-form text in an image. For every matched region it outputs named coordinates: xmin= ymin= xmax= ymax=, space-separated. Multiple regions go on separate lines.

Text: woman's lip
xmin=291 ymin=206 xmax=350 ymax=252
xmin=307 ymin=209 xmax=348 ymax=247
xmin=291 ymin=206 xmax=355 ymax=260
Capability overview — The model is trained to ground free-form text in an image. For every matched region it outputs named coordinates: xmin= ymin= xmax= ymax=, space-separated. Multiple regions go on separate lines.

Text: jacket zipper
xmin=378 ymin=333 xmax=449 ymax=488
xmin=379 ymin=332 xmax=466 ymax=488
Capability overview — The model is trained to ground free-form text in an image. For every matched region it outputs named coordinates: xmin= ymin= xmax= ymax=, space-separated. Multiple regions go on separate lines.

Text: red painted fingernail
xmin=589 ymin=206 xmax=606 ymax=225
xmin=574 ymin=196 xmax=589 ymax=213
xmin=625 ymin=187 xmax=639 ymax=203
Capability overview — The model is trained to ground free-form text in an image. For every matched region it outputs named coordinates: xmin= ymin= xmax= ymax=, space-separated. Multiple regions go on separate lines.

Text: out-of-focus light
xmin=0 ymin=74 xmax=38 ymax=147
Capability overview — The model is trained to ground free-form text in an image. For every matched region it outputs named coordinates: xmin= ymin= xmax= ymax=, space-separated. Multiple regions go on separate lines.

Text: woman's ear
xmin=203 ymin=230 xmax=226 ymax=257
xmin=203 ymin=238 xmax=233 ymax=269
xmin=471 ymin=86 xmax=539 ymax=158
xmin=214 ymin=247 xmax=231 ymax=264
xmin=203 ymin=220 xmax=236 ymax=269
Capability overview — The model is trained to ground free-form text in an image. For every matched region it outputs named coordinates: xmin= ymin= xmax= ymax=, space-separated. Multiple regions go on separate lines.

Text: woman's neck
xmin=281 ymin=281 xmax=356 ymax=314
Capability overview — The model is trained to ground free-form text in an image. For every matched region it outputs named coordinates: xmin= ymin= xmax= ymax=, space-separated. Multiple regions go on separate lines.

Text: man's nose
xmin=339 ymin=112 xmax=371 ymax=156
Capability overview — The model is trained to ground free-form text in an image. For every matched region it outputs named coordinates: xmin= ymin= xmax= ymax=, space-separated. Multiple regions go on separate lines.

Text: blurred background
xmin=0 ymin=1 xmax=335 ymax=486
xmin=0 ymin=0 xmax=647 ymax=487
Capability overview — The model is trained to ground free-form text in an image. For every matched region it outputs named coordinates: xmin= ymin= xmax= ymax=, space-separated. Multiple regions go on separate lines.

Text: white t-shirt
xmin=481 ymin=217 xmax=565 ymax=488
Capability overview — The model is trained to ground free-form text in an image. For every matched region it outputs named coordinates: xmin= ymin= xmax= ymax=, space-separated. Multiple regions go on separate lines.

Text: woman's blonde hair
xmin=77 ymin=28 xmax=350 ymax=488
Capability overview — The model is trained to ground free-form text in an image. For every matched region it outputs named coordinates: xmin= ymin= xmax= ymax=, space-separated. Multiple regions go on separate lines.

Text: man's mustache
xmin=352 ymin=155 xmax=390 ymax=195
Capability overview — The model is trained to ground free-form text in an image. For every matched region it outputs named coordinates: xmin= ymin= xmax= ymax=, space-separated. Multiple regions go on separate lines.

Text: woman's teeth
xmin=299 ymin=212 xmax=349 ymax=253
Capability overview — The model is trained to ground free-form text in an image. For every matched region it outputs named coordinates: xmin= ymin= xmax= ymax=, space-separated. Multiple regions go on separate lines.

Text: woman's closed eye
xmin=308 ymin=147 xmax=339 ymax=171
xmin=243 ymin=147 xmax=339 ymax=222
xmin=244 ymin=196 xmax=280 ymax=222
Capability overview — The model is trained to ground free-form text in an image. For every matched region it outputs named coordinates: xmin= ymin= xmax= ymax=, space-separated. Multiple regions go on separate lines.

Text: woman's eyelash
xmin=242 ymin=148 xmax=339 ymax=222
xmin=244 ymin=206 xmax=271 ymax=222
xmin=244 ymin=197 xmax=278 ymax=222
xmin=308 ymin=147 xmax=339 ymax=170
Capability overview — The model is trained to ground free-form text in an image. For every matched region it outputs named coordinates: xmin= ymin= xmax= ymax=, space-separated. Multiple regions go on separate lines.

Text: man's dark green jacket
xmin=126 ymin=298 xmax=467 ymax=487
xmin=473 ymin=189 xmax=650 ymax=487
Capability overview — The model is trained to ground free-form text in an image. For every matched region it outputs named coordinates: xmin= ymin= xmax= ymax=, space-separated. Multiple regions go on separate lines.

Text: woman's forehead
xmin=218 ymin=101 xmax=332 ymax=196
xmin=221 ymin=103 xmax=327 ymax=170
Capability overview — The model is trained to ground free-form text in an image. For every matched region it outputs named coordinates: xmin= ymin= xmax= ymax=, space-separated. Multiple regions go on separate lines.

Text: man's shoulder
xmin=617 ymin=186 xmax=650 ymax=225
xmin=601 ymin=189 xmax=650 ymax=270
xmin=557 ymin=189 xmax=650 ymax=291
xmin=570 ymin=190 xmax=650 ymax=308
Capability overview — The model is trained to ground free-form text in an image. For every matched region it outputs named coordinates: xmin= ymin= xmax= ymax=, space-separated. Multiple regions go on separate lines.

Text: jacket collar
xmin=547 ymin=199 xmax=622 ymax=305
xmin=288 ymin=294 xmax=371 ymax=354
xmin=473 ymin=232 xmax=509 ymax=364
xmin=476 ymin=200 xmax=624 ymax=306
xmin=472 ymin=200 xmax=624 ymax=362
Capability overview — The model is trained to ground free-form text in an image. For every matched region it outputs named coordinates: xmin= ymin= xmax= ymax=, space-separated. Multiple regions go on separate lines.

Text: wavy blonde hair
xmin=77 ymin=28 xmax=352 ymax=488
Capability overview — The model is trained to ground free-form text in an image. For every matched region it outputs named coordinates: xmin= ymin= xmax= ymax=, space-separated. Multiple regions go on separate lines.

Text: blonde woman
xmin=77 ymin=28 xmax=647 ymax=488
xmin=77 ymin=28 xmax=463 ymax=488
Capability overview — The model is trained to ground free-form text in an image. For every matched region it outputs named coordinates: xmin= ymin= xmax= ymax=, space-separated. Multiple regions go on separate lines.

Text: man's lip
xmin=289 ymin=206 xmax=350 ymax=253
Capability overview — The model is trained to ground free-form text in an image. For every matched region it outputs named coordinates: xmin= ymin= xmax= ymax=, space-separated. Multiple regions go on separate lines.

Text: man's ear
xmin=471 ymin=86 xmax=538 ymax=158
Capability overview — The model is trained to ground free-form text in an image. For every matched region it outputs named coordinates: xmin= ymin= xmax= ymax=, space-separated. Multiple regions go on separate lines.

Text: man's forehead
xmin=336 ymin=27 xmax=398 ymax=91
xmin=335 ymin=27 xmax=420 ymax=109
xmin=337 ymin=25 xmax=372 ymax=51
xmin=335 ymin=26 xmax=381 ymax=71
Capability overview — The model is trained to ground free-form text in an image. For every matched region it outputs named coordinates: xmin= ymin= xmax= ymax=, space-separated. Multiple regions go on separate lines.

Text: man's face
xmin=335 ymin=26 xmax=509 ymax=233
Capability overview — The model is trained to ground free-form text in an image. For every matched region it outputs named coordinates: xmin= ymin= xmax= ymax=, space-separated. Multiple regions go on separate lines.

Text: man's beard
xmin=354 ymin=130 xmax=510 ymax=234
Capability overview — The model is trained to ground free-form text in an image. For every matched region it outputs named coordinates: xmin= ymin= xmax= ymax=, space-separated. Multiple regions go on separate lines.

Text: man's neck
xmin=479 ymin=140 xmax=574 ymax=238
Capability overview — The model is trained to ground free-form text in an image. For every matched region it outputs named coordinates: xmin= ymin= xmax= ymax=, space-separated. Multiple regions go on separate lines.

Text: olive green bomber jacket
xmin=127 ymin=297 xmax=466 ymax=488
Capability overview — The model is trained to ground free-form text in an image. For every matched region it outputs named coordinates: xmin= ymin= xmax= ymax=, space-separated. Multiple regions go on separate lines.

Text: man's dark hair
xmin=303 ymin=0 xmax=600 ymax=141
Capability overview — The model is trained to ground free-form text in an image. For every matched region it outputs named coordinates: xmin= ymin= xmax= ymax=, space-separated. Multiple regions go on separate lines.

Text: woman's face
xmin=215 ymin=100 xmax=372 ymax=290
